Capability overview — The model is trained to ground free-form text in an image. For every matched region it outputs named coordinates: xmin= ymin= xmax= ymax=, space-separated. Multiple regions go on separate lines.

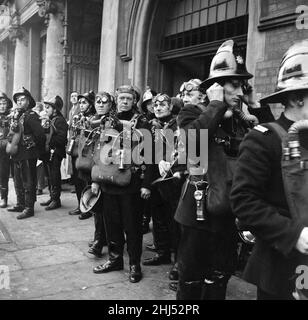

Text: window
xmin=164 ymin=0 xmax=249 ymax=51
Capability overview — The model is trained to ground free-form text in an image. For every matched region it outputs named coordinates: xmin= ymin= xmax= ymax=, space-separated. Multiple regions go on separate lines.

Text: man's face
xmin=144 ymin=100 xmax=154 ymax=114
xmin=154 ymin=100 xmax=172 ymax=119
xmin=16 ymin=95 xmax=29 ymax=110
xmin=223 ymin=79 xmax=244 ymax=108
xmin=70 ymin=92 xmax=78 ymax=105
xmin=95 ymin=95 xmax=112 ymax=116
xmin=117 ymin=93 xmax=134 ymax=112
xmin=0 ymin=98 xmax=7 ymax=114
xmin=299 ymin=92 xmax=308 ymax=119
xmin=182 ymin=90 xmax=204 ymax=105
xmin=45 ymin=104 xmax=54 ymax=118
xmin=79 ymin=98 xmax=90 ymax=113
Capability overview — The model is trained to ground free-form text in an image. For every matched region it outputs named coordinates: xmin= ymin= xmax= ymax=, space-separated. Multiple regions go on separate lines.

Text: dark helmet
xmin=44 ymin=95 xmax=64 ymax=111
xmin=0 ymin=91 xmax=13 ymax=110
xmin=141 ymin=87 xmax=157 ymax=113
xmin=79 ymin=186 xmax=102 ymax=214
xmin=115 ymin=85 xmax=137 ymax=101
xmin=260 ymin=40 xmax=308 ymax=104
xmin=13 ymin=87 xmax=36 ymax=109
xmin=201 ymin=40 xmax=253 ymax=89
xmin=78 ymin=90 xmax=95 ymax=107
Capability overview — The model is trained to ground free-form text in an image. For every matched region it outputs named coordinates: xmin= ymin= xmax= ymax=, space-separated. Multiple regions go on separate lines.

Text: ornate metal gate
xmin=67 ymin=40 xmax=100 ymax=101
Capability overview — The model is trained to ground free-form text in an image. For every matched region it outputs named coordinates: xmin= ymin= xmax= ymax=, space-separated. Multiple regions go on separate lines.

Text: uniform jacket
xmin=13 ymin=109 xmax=46 ymax=161
xmin=0 ymin=113 xmax=10 ymax=155
xmin=174 ymin=101 xmax=274 ymax=232
xmin=99 ymin=110 xmax=153 ymax=195
xmin=49 ymin=113 xmax=68 ymax=159
xmin=230 ymin=113 xmax=307 ymax=296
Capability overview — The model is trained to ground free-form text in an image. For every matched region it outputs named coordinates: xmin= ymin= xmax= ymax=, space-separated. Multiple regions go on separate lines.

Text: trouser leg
xmin=0 ymin=154 xmax=10 ymax=200
xmin=21 ymin=159 xmax=37 ymax=209
xmin=102 ymin=193 xmax=125 ymax=263
xmin=120 ymin=193 xmax=143 ymax=266
xmin=151 ymin=188 xmax=171 ymax=256
xmin=13 ymin=161 xmax=25 ymax=207
xmin=49 ymin=156 xmax=62 ymax=201
xmin=177 ymin=224 xmax=237 ymax=300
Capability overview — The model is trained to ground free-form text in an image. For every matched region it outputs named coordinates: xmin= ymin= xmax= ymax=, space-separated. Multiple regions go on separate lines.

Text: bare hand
xmin=159 ymin=160 xmax=171 ymax=177
xmin=206 ymin=83 xmax=224 ymax=102
xmin=296 ymin=227 xmax=308 ymax=255
xmin=91 ymin=182 xmax=100 ymax=196
xmin=141 ymin=188 xmax=151 ymax=200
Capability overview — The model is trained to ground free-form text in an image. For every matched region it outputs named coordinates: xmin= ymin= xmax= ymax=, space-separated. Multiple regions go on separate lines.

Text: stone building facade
xmin=0 ymin=0 xmax=307 ymax=117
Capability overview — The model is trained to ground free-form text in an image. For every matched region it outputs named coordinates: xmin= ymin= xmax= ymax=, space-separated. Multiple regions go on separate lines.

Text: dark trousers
xmin=152 ymin=181 xmax=182 ymax=259
xmin=13 ymin=159 xmax=37 ymax=209
xmin=93 ymin=196 xmax=107 ymax=249
xmin=44 ymin=155 xmax=63 ymax=201
xmin=177 ymin=223 xmax=238 ymax=300
xmin=0 ymin=153 xmax=10 ymax=199
xmin=37 ymin=163 xmax=46 ymax=191
xmin=102 ymin=192 xmax=142 ymax=266
xmin=71 ymin=156 xmax=86 ymax=203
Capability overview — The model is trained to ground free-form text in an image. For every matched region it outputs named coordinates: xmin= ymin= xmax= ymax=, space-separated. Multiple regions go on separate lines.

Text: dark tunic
xmin=230 ymin=113 xmax=307 ymax=297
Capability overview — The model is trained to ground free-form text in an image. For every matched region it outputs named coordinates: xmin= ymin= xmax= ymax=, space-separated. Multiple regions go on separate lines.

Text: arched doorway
xmin=145 ymin=0 xmax=249 ymax=96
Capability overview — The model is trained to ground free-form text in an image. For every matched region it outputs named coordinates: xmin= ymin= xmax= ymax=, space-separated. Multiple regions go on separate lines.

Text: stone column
xmin=0 ymin=41 xmax=7 ymax=92
xmin=43 ymin=9 xmax=64 ymax=101
xmin=12 ymin=28 xmax=30 ymax=94
xmin=98 ymin=0 xmax=120 ymax=93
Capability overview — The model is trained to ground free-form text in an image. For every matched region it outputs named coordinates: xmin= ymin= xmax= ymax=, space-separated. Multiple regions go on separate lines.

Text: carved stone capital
xmin=8 ymin=23 xmax=23 ymax=43
xmin=36 ymin=0 xmax=58 ymax=18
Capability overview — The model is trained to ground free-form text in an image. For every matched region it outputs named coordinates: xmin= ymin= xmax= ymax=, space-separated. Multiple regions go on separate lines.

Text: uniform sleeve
xmin=177 ymin=101 xmax=227 ymax=140
xmin=50 ymin=117 xmax=68 ymax=148
xmin=230 ymin=130 xmax=305 ymax=257
xmin=28 ymin=113 xmax=46 ymax=151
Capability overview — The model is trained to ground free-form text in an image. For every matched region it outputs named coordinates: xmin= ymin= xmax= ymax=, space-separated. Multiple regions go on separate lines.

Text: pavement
xmin=0 ymin=179 xmax=257 ymax=300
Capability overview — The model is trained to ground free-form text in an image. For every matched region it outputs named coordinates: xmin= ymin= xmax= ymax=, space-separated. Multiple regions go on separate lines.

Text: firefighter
xmin=0 ymin=92 xmax=12 ymax=208
xmin=7 ymin=87 xmax=45 ymax=219
xmin=40 ymin=96 xmax=68 ymax=211
xmin=92 ymin=85 xmax=152 ymax=283
xmin=143 ymin=93 xmax=185 ymax=290
xmin=68 ymin=91 xmax=96 ymax=217
xmin=175 ymin=40 xmax=273 ymax=300
xmin=231 ymin=40 xmax=308 ymax=300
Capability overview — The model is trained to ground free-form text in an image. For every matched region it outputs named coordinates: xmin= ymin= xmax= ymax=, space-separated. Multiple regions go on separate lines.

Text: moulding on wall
xmin=258 ymin=10 xmax=297 ymax=31
xmin=119 ymin=0 xmax=140 ymax=62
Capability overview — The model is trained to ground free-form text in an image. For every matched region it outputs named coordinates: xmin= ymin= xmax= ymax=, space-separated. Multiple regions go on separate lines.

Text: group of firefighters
xmin=0 ymin=38 xmax=308 ymax=300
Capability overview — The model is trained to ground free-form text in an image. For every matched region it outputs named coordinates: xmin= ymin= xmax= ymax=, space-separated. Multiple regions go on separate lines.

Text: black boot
xmin=17 ymin=207 xmax=34 ymax=220
xmin=7 ymin=205 xmax=25 ymax=212
xmin=93 ymin=242 xmax=123 ymax=274
xmin=200 ymin=272 xmax=230 ymax=300
xmin=169 ymin=262 xmax=179 ymax=281
xmin=40 ymin=199 xmax=52 ymax=207
xmin=45 ymin=200 xmax=61 ymax=211
xmin=177 ymin=280 xmax=203 ymax=300
xmin=143 ymin=253 xmax=171 ymax=266
xmin=88 ymin=212 xmax=107 ymax=257
xmin=0 ymin=188 xmax=8 ymax=208
xmin=129 ymin=264 xmax=142 ymax=283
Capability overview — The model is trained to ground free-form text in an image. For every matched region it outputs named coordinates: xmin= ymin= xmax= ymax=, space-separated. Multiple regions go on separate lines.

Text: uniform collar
xmin=277 ymin=113 xmax=294 ymax=132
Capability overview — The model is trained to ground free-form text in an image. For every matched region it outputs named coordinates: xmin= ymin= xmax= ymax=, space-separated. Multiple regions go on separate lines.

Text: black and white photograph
xmin=0 ymin=0 xmax=308 ymax=306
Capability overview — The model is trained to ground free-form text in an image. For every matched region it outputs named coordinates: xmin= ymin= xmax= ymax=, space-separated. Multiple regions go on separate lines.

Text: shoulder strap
xmin=266 ymin=122 xmax=288 ymax=142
